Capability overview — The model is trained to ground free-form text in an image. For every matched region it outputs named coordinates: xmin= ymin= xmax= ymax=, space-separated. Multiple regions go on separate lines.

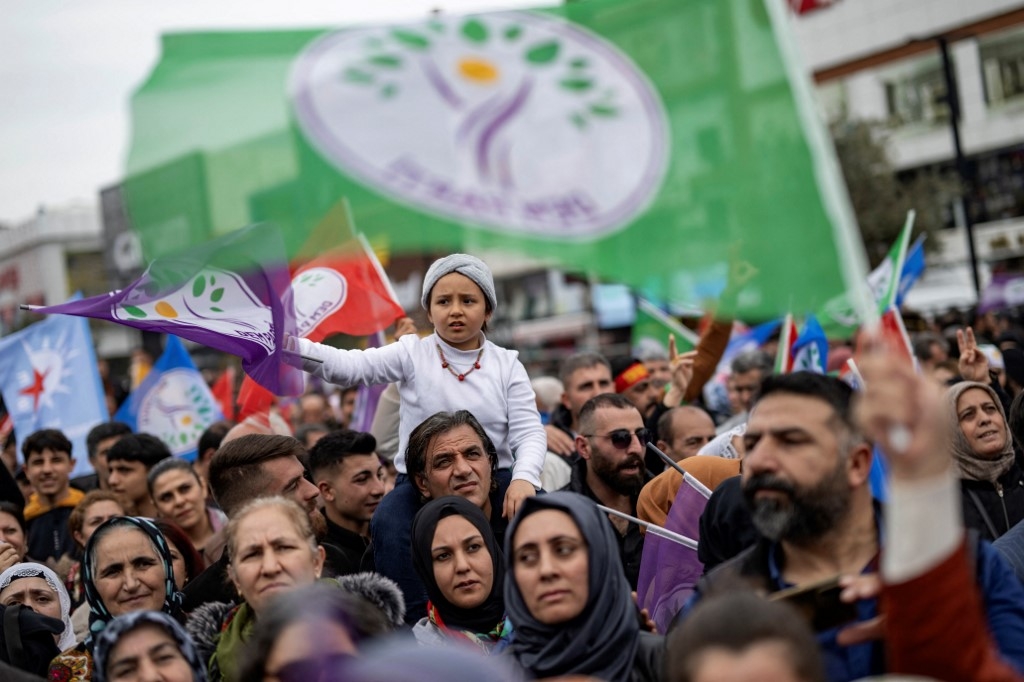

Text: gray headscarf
xmin=504 ymin=492 xmax=641 ymax=680
xmin=420 ymin=254 xmax=497 ymax=313
xmin=946 ymin=381 xmax=1016 ymax=483
xmin=0 ymin=562 xmax=76 ymax=650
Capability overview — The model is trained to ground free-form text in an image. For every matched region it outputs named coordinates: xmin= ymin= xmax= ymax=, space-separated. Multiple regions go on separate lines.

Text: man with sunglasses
xmin=562 ymin=392 xmax=652 ymax=588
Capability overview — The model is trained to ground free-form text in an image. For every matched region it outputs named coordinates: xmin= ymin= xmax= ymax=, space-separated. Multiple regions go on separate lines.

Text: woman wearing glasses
xmin=562 ymin=393 xmax=653 ymax=589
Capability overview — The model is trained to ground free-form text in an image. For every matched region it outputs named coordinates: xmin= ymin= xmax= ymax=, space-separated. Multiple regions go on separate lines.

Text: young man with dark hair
xmin=106 ymin=433 xmax=171 ymax=518
xmin=308 ymin=429 xmax=385 ymax=575
xmin=21 ymin=428 xmax=83 ymax=564
xmin=70 ymin=421 xmax=132 ymax=493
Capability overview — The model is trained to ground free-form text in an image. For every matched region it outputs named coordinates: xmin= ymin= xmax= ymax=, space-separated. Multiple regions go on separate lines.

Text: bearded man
xmin=684 ymin=372 xmax=1024 ymax=682
xmin=563 ymin=392 xmax=651 ymax=588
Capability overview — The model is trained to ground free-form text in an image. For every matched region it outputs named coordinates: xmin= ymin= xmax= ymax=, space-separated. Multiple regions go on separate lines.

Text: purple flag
xmin=637 ymin=470 xmax=711 ymax=632
xmin=32 ymin=224 xmax=301 ymax=396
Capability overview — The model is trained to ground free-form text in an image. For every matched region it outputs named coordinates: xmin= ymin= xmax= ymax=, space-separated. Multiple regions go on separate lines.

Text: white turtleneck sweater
xmin=297 ymin=332 xmax=545 ymax=487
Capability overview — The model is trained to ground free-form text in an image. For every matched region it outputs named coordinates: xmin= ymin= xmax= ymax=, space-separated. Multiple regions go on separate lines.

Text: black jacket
xmin=561 ymin=458 xmax=649 ymax=590
xmin=697 ymin=476 xmax=759 ymax=573
xmin=322 ymin=516 xmax=370 ymax=577
xmin=961 ymin=461 xmax=1024 ymax=542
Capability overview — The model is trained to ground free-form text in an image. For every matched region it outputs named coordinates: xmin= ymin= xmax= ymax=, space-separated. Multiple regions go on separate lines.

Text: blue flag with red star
xmin=0 ymin=312 xmax=109 ymax=477
xmin=115 ymin=335 xmax=223 ymax=462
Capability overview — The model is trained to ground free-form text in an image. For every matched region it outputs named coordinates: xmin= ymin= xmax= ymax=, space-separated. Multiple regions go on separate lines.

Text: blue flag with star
xmin=0 ymin=313 xmax=109 ymax=477
xmin=115 ymin=335 xmax=222 ymax=462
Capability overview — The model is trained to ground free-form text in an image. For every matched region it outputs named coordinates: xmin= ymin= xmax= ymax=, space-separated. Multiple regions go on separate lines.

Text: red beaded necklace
xmin=436 ymin=343 xmax=484 ymax=382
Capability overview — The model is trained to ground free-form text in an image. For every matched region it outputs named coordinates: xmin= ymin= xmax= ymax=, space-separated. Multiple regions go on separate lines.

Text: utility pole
xmin=937 ymin=37 xmax=981 ymax=298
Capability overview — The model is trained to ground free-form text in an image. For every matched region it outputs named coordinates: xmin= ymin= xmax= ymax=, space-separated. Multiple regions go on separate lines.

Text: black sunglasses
xmin=582 ymin=427 xmax=652 ymax=449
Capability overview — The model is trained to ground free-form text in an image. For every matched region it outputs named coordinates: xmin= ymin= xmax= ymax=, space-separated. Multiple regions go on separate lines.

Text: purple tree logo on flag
xmin=289 ymin=11 xmax=669 ymax=238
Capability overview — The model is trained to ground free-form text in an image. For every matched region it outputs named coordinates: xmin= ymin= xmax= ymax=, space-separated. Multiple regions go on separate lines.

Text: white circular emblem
xmin=290 ymin=11 xmax=669 ymax=240
xmin=137 ymin=369 xmax=218 ymax=456
xmin=291 ymin=267 xmax=348 ymax=338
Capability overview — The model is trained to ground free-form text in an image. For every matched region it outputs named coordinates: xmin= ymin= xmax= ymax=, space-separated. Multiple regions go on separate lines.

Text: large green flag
xmin=124 ymin=0 xmax=870 ymax=320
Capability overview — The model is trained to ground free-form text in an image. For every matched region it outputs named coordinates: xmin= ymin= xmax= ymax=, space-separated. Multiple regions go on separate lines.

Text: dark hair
xmin=577 ymin=393 xmax=639 ymax=435
xmin=236 ymin=583 xmax=392 ymax=681
xmin=308 ymin=430 xmax=378 ymax=479
xmin=152 ymin=518 xmax=205 ymax=585
xmin=405 ymin=411 xmax=498 ymax=483
xmin=147 ymin=457 xmax=200 ymax=496
xmin=85 ymin=422 xmax=132 ymax=460
xmin=196 ymin=420 xmax=233 ymax=463
xmin=0 ymin=501 xmax=26 ymax=535
xmin=558 ymin=352 xmax=611 ymax=386
xmin=667 ymin=591 xmax=826 ymax=682
xmin=208 ymin=435 xmax=306 ymax=517
xmin=106 ymin=433 xmax=172 ymax=470
xmin=756 ymin=372 xmax=857 ymax=434
xmin=21 ymin=429 xmax=72 ymax=462
xmin=68 ymin=490 xmax=127 ymax=546
xmin=912 ymin=333 xmax=946 ymax=363
xmin=295 ymin=423 xmax=331 ymax=446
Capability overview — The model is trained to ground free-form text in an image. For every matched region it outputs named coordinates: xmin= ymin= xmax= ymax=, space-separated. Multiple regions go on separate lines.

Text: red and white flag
xmin=288 ymin=234 xmax=404 ymax=343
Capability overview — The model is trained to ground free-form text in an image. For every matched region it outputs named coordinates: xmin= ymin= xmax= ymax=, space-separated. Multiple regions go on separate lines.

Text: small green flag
xmin=124 ymin=0 xmax=869 ymax=320
xmin=819 ymin=210 xmax=915 ymax=337
xmin=632 ymin=298 xmax=698 ymax=355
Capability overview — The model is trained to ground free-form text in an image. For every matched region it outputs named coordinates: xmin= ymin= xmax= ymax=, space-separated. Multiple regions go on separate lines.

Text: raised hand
xmin=956 ymin=327 xmax=989 ymax=383
xmin=663 ymin=334 xmax=697 ymax=408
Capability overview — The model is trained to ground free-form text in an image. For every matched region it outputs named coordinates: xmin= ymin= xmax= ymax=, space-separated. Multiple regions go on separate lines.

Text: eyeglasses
xmin=582 ymin=428 xmax=652 ymax=449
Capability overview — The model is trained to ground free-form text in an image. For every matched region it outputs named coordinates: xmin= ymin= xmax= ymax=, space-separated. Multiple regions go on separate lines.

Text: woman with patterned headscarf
xmin=93 ymin=611 xmax=206 ymax=682
xmin=48 ymin=516 xmax=184 ymax=682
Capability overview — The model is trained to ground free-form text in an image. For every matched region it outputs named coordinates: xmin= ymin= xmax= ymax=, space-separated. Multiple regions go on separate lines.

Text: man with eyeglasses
xmin=562 ymin=392 xmax=652 ymax=588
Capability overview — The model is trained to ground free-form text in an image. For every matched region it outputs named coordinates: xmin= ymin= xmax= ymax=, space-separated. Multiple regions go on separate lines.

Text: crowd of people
xmin=2 ymin=252 xmax=1024 ymax=681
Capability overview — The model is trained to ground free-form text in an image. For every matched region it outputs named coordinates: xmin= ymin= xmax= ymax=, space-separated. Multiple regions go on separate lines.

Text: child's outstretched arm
xmin=296 ymin=336 xmax=409 ymax=387
xmin=504 ymin=361 xmax=547 ymax=519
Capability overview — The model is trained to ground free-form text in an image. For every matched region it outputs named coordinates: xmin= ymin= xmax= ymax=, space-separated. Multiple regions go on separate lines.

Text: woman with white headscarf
xmin=0 ymin=562 xmax=76 ymax=651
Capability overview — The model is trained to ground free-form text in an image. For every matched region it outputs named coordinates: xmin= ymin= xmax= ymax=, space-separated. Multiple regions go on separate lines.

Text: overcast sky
xmin=0 ymin=0 xmax=537 ymax=226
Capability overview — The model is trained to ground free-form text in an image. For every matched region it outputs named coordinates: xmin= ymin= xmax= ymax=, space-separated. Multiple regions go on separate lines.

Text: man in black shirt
xmin=309 ymin=429 xmax=386 ymax=575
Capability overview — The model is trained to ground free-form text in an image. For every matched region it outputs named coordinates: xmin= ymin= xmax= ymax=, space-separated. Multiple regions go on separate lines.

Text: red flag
xmin=290 ymin=234 xmax=404 ymax=343
xmin=211 ymin=366 xmax=236 ymax=422
xmin=879 ymin=306 xmax=915 ymax=366
xmin=237 ymin=375 xmax=275 ymax=422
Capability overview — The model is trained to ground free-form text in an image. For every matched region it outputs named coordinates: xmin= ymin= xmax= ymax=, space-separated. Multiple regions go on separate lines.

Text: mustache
xmin=742 ymin=473 xmax=796 ymax=499
xmin=618 ymin=455 xmax=645 ymax=472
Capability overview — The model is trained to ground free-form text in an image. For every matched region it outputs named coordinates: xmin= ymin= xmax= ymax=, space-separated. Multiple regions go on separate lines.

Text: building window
xmin=884 ymin=62 xmax=950 ymax=127
xmin=981 ymin=29 xmax=1024 ymax=106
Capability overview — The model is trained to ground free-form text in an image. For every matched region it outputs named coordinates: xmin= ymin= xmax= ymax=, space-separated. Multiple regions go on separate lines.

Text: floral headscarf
xmin=93 ymin=610 xmax=207 ymax=682
xmin=81 ymin=517 xmax=184 ymax=645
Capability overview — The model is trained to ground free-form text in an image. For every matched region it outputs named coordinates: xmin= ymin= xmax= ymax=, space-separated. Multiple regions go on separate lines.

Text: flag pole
xmin=595 ymin=504 xmax=698 ymax=550
xmin=646 ymin=442 xmax=687 ymax=478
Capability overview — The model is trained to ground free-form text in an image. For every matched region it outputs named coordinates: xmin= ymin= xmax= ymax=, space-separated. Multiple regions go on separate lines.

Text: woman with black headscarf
xmin=48 ymin=516 xmax=184 ymax=682
xmin=410 ymin=496 xmax=512 ymax=653
xmin=505 ymin=492 xmax=663 ymax=682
